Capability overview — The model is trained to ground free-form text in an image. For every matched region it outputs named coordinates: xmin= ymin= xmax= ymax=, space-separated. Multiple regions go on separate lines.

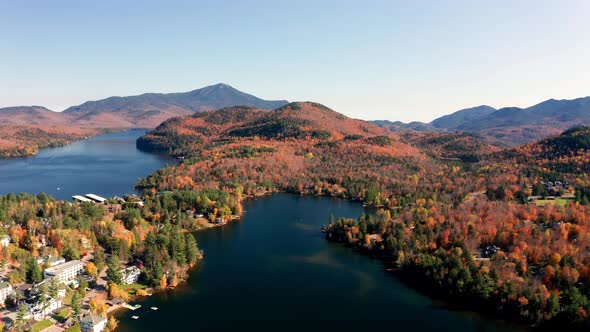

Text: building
xmin=80 ymin=314 xmax=107 ymax=332
xmin=84 ymin=194 xmax=107 ymax=204
xmin=0 ymin=235 xmax=10 ymax=247
xmin=43 ymin=260 xmax=83 ymax=284
xmin=0 ymin=282 xmax=13 ymax=305
xmin=23 ymin=294 xmax=63 ymax=320
xmin=73 ymin=195 xmax=93 ymax=203
xmin=120 ymin=266 xmax=141 ymax=285
xmin=44 ymin=256 xmax=66 ymax=268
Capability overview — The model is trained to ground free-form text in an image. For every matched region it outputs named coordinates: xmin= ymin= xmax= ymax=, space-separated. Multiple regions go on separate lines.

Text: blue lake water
xmin=0 ymin=130 xmax=172 ymax=200
xmin=0 ymin=132 xmax=522 ymax=331
xmin=116 ymin=194 xmax=522 ymax=332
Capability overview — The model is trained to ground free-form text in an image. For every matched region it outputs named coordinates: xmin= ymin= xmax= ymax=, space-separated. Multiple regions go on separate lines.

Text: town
xmin=0 ymin=192 xmax=210 ymax=332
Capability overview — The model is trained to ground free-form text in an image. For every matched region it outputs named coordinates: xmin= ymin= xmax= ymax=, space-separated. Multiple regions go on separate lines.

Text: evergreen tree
xmin=185 ymin=234 xmax=199 ymax=266
xmin=26 ymin=257 xmax=43 ymax=284
xmin=106 ymin=255 xmax=123 ymax=285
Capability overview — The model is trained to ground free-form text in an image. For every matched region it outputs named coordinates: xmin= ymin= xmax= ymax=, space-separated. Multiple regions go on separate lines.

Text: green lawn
xmin=64 ymin=323 xmax=82 ymax=332
xmin=31 ymin=319 xmax=54 ymax=332
xmin=120 ymin=283 xmax=148 ymax=295
xmin=534 ymin=198 xmax=571 ymax=207
xmin=53 ymin=307 xmax=72 ymax=323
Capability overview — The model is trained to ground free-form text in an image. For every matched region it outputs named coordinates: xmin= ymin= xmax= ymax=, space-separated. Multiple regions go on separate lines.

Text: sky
xmin=0 ymin=0 xmax=589 ymax=122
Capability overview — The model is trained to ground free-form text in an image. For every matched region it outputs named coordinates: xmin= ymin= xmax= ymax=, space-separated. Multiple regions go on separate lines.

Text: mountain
xmin=431 ymin=105 xmax=497 ymax=129
xmin=371 ymin=120 xmax=434 ymax=132
xmin=63 ymin=83 xmax=289 ymax=127
xmin=399 ymin=131 xmax=499 ymax=162
xmin=138 ymin=102 xmax=395 ymax=156
xmin=0 ymin=84 xmax=289 ymax=157
xmin=0 ymin=106 xmax=66 ymax=126
xmin=376 ymin=97 xmax=590 ymax=146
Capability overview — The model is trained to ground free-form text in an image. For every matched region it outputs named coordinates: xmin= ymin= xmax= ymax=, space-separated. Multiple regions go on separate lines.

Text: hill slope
xmin=137 ymin=102 xmax=396 ymax=156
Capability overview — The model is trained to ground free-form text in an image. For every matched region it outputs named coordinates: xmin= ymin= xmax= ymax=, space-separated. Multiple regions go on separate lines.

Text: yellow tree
xmin=159 ymin=276 xmax=168 ymax=289
xmin=85 ymin=262 xmax=98 ymax=278
xmin=107 ymin=316 xmax=119 ymax=331
xmin=89 ymin=297 xmax=108 ymax=317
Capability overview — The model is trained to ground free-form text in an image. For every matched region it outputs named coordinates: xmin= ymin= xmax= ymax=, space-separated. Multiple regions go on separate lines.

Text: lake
xmin=0 ymin=132 xmax=521 ymax=331
xmin=115 ymin=194 xmax=521 ymax=332
xmin=0 ymin=130 xmax=172 ymax=200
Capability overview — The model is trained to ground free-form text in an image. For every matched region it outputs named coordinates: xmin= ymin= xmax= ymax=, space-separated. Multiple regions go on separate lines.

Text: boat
xmin=151 ymin=307 xmax=158 ymax=310
xmin=132 ymin=316 xmax=139 ymax=320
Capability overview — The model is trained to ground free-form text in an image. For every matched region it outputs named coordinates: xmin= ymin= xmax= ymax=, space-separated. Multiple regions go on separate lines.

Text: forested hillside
xmin=137 ymin=103 xmax=590 ymax=329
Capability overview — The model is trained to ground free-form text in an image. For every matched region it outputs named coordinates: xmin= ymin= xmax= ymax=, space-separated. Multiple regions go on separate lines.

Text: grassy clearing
xmin=534 ymin=198 xmax=571 ymax=207
xmin=53 ymin=307 xmax=72 ymax=323
xmin=31 ymin=319 xmax=54 ymax=332
xmin=64 ymin=323 xmax=81 ymax=332
xmin=120 ymin=283 xmax=148 ymax=295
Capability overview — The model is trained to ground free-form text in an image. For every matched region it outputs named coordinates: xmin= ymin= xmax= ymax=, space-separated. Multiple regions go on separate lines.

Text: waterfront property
xmin=81 ymin=313 xmax=107 ymax=332
xmin=84 ymin=193 xmax=107 ymax=204
xmin=43 ymin=260 xmax=83 ymax=284
xmin=73 ymin=195 xmax=94 ymax=203
xmin=120 ymin=266 xmax=141 ymax=285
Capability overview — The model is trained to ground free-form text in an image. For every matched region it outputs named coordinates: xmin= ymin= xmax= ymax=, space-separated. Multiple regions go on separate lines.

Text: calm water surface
xmin=0 ymin=132 xmax=522 ymax=331
xmin=0 ymin=130 xmax=171 ymax=200
xmin=116 ymin=194 xmax=521 ymax=332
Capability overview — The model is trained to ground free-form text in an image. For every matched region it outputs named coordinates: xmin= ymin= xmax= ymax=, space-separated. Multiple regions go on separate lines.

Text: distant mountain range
xmin=2 ymin=84 xmax=590 ymax=156
xmin=0 ymin=83 xmax=289 ymax=129
xmin=62 ymin=83 xmax=289 ymax=127
xmin=0 ymin=83 xmax=289 ymax=157
xmin=373 ymin=97 xmax=590 ymax=146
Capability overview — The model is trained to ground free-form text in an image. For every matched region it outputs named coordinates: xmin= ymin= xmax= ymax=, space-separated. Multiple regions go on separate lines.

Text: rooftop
xmin=85 ymin=193 xmax=107 ymax=203
xmin=81 ymin=314 xmax=106 ymax=325
xmin=72 ymin=195 xmax=93 ymax=203
xmin=44 ymin=260 xmax=82 ymax=275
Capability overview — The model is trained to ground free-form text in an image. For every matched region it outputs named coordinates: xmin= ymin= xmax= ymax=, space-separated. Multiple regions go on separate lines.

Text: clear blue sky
xmin=1 ymin=0 xmax=589 ymax=122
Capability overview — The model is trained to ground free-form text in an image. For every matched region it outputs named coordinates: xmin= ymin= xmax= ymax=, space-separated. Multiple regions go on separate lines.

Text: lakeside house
xmin=120 ymin=266 xmax=141 ymax=285
xmin=43 ymin=260 xmax=83 ymax=284
xmin=81 ymin=313 xmax=107 ymax=332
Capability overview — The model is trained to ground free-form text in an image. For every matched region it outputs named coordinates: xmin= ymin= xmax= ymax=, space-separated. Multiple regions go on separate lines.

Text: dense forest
xmin=0 ymin=187 xmax=243 ymax=288
xmin=135 ymin=103 xmax=590 ymax=329
xmin=0 ymin=125 xmax=94 ymax=158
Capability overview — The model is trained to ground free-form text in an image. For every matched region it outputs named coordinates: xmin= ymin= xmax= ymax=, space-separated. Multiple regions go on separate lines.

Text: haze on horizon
xmin=1 ymin=0 xmax=589 ymax=123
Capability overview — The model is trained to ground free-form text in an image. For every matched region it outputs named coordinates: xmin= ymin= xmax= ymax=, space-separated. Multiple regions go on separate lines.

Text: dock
xmin=123 ymin=303 xmax=142 ymax=311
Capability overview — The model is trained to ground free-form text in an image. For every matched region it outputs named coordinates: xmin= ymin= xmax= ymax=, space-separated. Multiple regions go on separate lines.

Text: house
xmin=43 ymin=260 xmax=83 ymax=284
xmin=120 ymin=266 xmax=141 ymax=285
xmin=0 ymin=282 xmax=14 ymax=305
xmin=81 ymin=314 xmax=107 ymax=332
xmin=23 ymin=292 xmax=63 ymax=320
xmin=44 ymin=256 xmax=66 ymax=268
xmin=0 ymin=235 xmax=10 ymax=247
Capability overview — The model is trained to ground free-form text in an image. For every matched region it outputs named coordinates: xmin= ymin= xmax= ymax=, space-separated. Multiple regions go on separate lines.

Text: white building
xmin=120 ymin=266 xmax=141 ymax=285
xmin=44 ymin=256 xmax=66 ymax=268
xmin=0 ymin=282 xmax=13 ymax=305
xmin=81 ymin=314 xmax=107 ymax=332
xmin=23 ymin=294 xmax=63 ymax=320
xmin=0 ymin=235 xmax=10 ymax=247
xmin=84 ymin=194 xmax=107 ymax=204
xmin=43 ymin=260 xmax=83 ymax=284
